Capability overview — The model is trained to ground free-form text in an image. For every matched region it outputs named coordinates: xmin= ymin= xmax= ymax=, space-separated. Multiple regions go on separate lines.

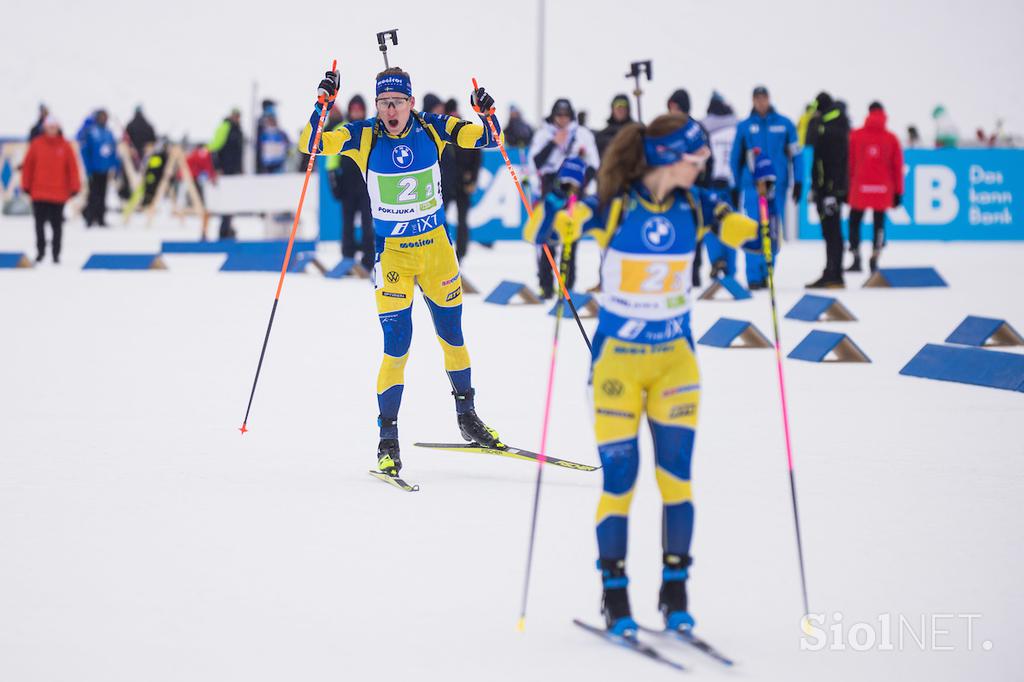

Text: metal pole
xmin=536 ymin=0 xmax=545 ymax=125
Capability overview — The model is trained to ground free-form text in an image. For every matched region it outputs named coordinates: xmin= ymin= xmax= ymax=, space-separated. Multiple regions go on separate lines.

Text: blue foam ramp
xmin=291 ymin=251 xmax=325 ymax=274
xmin=232 ymin=240 xmax=316 ymax=254
xmin=161 ymin=241 xmax=236 ymax=254
xmin=485 ymin=280 xmax=540 ymax=305
xmin=699 ymin=276 xmax=752 ymax=301
xmin=900 ymin=344 xmax=1024 ymax=392
xmin=83 ymin=254 xmax=167 ymax=270
xmin=547 ymin=291 xmax=598 ymax=317
xmin=220 ymin=251 xmax=309 ymax=273
xmin=0 ymin=252 xmax=33 ymax=268
xmin=864 ymin=267 xmax=947 ymax=288
xmin=160 ymin=240 xmax=317 ymax=254
xmin=785 ymin=294 xmax=856 ymax=322
xmin=945 ymin=316 xmax=1024 ymax=347
xmin=698 ymin=318 xmax=772 ymax=348
xmin=788 ymin=330 xmax=870 ymax=363
xmin=324 ymin=258 xmax=370 ymax=279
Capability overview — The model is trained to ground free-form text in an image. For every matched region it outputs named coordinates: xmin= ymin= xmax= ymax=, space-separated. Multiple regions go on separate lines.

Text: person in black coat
xmin=595 ymin=94 xmax=632 ymax=158
xmin=209 ymin=108 xmax=244 ymax=239
xmin=444 ymin=98 xmax=481 ymax=260
xmin=805 ymin=91 xmax=851 ymax=288
xmin=125 ymin=106 xmax=156 ymax=159
xmin=331 ymin=95 xmax=375 ymax=271
xmin=503 ymin=105 xmax=534 ymax=148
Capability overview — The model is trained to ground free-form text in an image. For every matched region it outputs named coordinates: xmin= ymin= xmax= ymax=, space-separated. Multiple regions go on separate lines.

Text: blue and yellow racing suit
xmin=300 ymin=105 xmax=501 ymax=437
xmin=526 ymin=182 xmax=757 ymax=567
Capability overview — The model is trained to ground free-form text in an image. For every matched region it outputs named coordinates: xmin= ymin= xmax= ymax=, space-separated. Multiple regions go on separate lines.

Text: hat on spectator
xmin=668 ymin=89 xmax=691 ymax=114
xmin=549 ymin=98 xmax=575 ymax=121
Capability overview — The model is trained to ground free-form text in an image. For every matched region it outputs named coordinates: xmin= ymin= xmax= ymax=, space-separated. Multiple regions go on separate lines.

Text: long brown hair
xmin=597 ymin=112 xmax=689 ymax=207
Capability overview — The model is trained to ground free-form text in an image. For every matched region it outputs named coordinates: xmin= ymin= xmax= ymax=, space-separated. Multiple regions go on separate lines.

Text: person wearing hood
xmin=29 ymin=104 xmax=49 ymax=141
xmin=596 ymin=94 xmax=632 ymax=158
xmin=726 ymin=85 xmax=803 ymax=289
xmin=697 ymin=92 xmax=739 ymax=286
xmin=846 ymin=102 xmax=903 ymax=273
xmin=125 ymin=106 xmax=156 ymax=161
xmin=503 ymin=105 xmax=534 ymax=148
xmin=528 ymin=98 xmax=600 ymax=298
xmin=805 ymin=91 xmax=850 ymax=288
xmin=21 ymin=116 xmax=81 ymax=263
xmin=326 ymin=94 xmax=375 ymax=271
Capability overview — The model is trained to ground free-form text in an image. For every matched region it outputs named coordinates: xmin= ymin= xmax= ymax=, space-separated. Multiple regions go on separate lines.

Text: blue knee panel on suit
xmin=380 ymin=306 xmax=413 ymax=358
xmin=425 ymin=297 xmax=465 ymax=347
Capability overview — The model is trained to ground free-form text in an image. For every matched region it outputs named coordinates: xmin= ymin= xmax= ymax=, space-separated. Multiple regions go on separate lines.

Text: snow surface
xmin=1 ymin=215 xmax=1022 ymax=681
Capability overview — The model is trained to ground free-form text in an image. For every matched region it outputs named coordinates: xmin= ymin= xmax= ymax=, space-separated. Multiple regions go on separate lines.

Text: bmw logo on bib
xmin=392 ymin=145 xmax=414 ymax=168
xmin=642 ymin=216 xmax=675 ymax=252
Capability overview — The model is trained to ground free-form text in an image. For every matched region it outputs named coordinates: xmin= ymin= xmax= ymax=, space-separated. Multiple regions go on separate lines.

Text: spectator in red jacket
xmin=21 ymin=116 xmax=81 ymax=264
xmin=185 ymin=143 xmax=217 ymax=240
xmin=847 ymin=102 xmax=903 ymax=273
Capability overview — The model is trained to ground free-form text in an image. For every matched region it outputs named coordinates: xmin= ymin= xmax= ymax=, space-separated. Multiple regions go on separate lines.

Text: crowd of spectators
xmin=11 ymin=88 xmax=1013 ymax=275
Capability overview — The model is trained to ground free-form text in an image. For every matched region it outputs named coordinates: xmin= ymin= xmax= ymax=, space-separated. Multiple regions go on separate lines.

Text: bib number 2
xmin=397 ymin=176 xmax=418 ymax=202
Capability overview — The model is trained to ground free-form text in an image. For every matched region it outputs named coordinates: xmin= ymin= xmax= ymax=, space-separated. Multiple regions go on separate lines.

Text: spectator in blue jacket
xmin=257 ymin=114 xmax=290 ymax=174
xmin=710 ymin=86 xmax=803 ymax=289
xmin=78 ymin=109 xmax=120 ymax=227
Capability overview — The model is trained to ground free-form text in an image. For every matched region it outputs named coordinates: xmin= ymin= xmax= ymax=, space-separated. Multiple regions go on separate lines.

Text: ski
xmin=368 ymin=470 xmax=420 ymax=492
xmin=640 ymin=625 xmax=735 ymax=666
xmin=414 ymin=442 xmax=599 ymax=472
xmin=573 ymin=619 xmax=687 ymax=672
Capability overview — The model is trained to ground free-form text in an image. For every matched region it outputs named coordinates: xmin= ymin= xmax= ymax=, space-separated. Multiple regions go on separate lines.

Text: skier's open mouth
xmin=388 ymin=118 xmax=399 ymax=129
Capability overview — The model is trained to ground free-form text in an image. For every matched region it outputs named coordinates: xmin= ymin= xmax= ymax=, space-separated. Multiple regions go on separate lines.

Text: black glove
xmin=471 ymin=86 xmax=495 ymax=115
xmin=791 ymin=182 xmax=803 ymax=203
xmin=892 ymin=193 xmax=902 ymax=208
xmin=317 ymin=70 xmax=340 ymax=100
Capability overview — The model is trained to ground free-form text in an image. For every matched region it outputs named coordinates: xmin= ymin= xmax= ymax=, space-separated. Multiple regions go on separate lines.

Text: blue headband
xmin=376 ymin=73 xmax=412 ymax=97
xmin=643 ymin=119 xmax=708 ymax=166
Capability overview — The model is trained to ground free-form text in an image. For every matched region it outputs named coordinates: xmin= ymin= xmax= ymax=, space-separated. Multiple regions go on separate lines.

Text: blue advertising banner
xmin=797 ymin=149 xmax=1023 ymax=241
xmin=319 ymin=147 xmax=530 ymax=243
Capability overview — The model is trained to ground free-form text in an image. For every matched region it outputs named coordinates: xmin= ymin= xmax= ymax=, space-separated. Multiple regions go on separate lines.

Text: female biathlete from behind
xmin=525 ymin=115 xmax=758 ymax=636
xmin=300 ymin=68 xmax=503 ymax=478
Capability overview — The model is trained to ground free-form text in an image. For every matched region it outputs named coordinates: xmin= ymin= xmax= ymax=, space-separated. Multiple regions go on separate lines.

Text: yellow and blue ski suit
xmin=300 ymin=104 xmax=501 ymax=436
xmin=525 ymin=182 xmax=757 ymax=563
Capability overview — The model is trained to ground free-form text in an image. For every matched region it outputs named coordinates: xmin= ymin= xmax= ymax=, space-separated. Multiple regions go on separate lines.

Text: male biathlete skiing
xmin=300 ymin=67 xmax=503 ymax=478
xmin=525 ymin=114 xmax=758 ymax=636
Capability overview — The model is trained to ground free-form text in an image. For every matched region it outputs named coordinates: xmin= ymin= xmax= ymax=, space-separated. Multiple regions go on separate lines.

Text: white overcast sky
xmin=3 ymin=0 xmax=1021 ymax=143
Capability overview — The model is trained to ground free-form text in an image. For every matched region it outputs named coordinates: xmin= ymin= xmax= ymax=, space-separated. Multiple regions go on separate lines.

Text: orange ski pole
xmin=239 ymin=59 xmax=337 ymax=435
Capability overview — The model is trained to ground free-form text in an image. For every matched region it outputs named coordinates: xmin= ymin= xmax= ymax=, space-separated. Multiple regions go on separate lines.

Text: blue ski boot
xmin=659 ymin=553 xmax=696 ymax=631
xmin=599 ymin=558 xmax=638 ymax=638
